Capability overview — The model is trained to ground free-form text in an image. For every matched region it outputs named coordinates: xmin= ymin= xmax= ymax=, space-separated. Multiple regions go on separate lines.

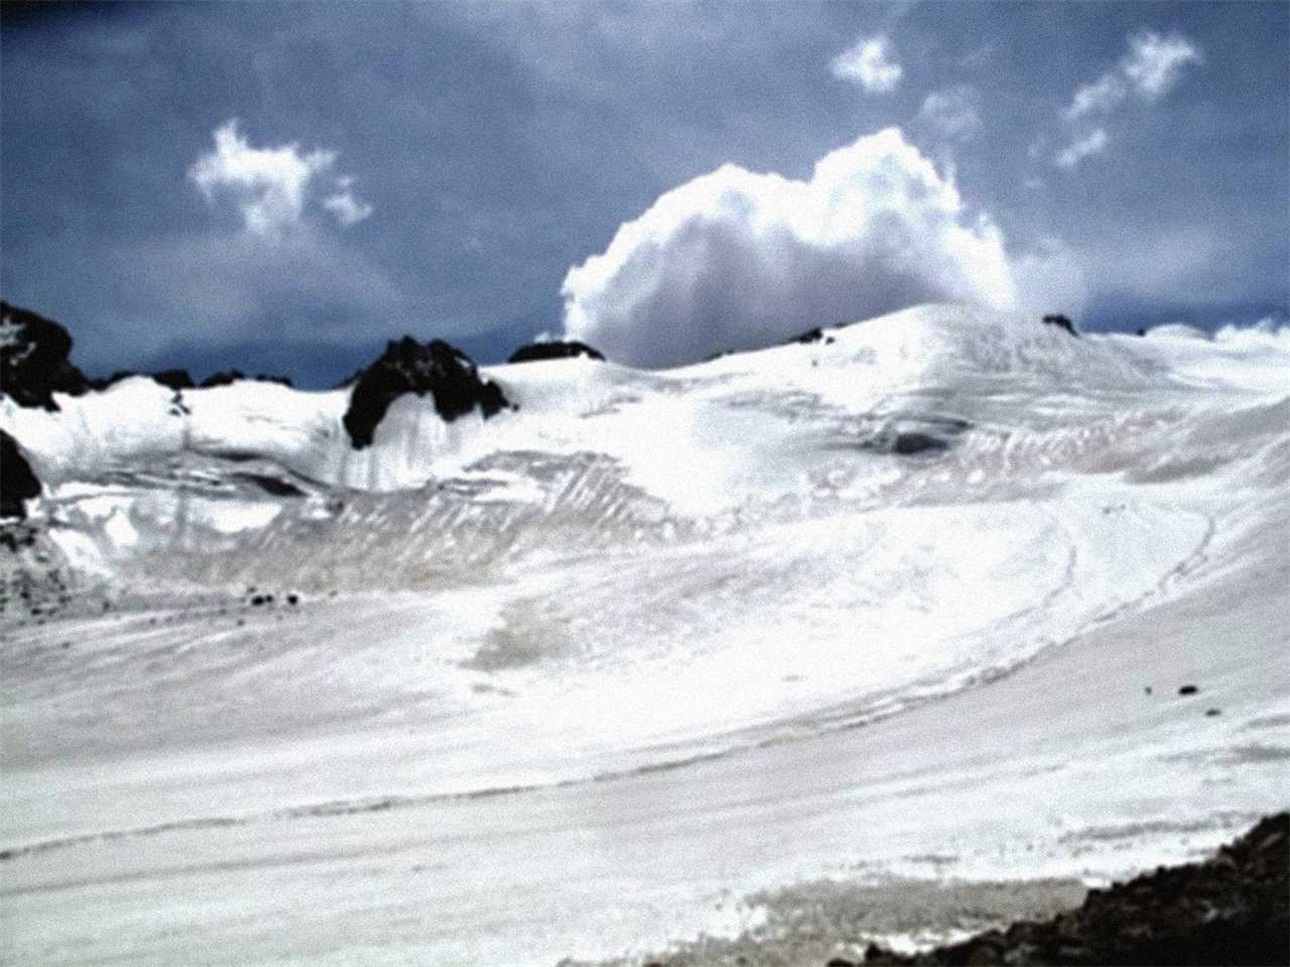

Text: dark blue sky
xmin=2 ymin=2 xmax=1286 ymax=385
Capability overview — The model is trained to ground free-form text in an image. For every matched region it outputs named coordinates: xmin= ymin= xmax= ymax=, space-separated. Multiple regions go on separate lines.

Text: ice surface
xmin=1 ymin=304 xmax=1286 ymax=964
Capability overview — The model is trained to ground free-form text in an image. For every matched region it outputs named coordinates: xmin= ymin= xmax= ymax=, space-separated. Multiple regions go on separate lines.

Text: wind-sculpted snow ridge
xmin=1 ymin=303 xmax=1288 ymax=966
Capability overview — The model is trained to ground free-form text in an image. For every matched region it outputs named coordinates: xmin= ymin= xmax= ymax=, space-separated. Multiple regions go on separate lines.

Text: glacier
xmin=1 ymin=304 xmax=1287 ymax=964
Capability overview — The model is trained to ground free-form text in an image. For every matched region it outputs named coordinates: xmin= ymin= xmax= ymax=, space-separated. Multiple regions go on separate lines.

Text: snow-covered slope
xmin=1 ymin=304 xmax=1287 ymax=965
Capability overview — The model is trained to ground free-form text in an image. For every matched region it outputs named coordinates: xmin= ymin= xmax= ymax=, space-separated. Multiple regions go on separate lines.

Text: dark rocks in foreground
xmin=342 ymin=337 xmax=511 ymax=449
xmin=859 ymin=812 xmax=1289 ymax=966
xmin=507 ymin=340 xmax=605 ymax=364
xmin=0 ymin=301 xmax=91 ymax=409
xmin=1 ymin=430 xmax=41 ymax=519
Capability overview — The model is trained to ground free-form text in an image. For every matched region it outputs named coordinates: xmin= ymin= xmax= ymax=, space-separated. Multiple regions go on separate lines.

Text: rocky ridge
xmin=340 ymin=336 xmax=511 ymax=448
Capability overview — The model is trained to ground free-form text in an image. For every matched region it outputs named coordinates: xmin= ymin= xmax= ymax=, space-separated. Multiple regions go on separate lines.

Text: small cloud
xmin=322 ymin=177 xmax=374 ymax=227
xmin=1061 ymin=29 xmax=1201 ymax=121
xmin=918 ymin=85 xmax=983 ymax=141
xmin=1055 ymin=128 xmax=1109 ymax=169
xmin=1063 ymin=73 xmax=1128 ymax=121
xmin=189 ymin=120 xmax=372 ymax=237
xmin=831 ymin=35 xmax=903 ymax=93
xmin=1122 ymin=30 xmax=1203 ymax=99
xmin=1051 ymin=29 xmax=1199 ymax=171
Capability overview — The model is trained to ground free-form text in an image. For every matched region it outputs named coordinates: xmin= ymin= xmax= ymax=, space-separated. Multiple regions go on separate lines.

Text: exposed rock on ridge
xmin=507 ymin=340 xmax=606 ymax=364
xmin=341 ymin=336 xmax=510 ymax=449
xmin=1042 ymin=314 xmax=1079 ymax=338
xmin=0 ymin=301 xmax=91 ymax=409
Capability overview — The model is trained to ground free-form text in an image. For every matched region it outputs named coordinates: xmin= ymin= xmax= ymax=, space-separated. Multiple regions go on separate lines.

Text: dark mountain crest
xmin=150 ymin=369 xmax=194 ymax=391
xmin=507 ymin=340 xmax=605 ymax=364
xmin=0 ymin=301 xmax=302 ymax=407
xmin=341 ymin=336 xmax=511 ymax=450
xmin=0 ymin=301 xmax=91 ymax=409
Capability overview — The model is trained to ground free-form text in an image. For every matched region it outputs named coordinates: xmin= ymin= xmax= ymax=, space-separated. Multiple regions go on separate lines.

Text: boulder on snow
xmin=342 ymin=336 xmax=511 ymax=449
xmin=507 ymin=340 xmax=606 ymax=364
xmin=0 ymin=301 xmax=91 ymax=410
xmin=0 ymin=430 xmax=41 ymax=519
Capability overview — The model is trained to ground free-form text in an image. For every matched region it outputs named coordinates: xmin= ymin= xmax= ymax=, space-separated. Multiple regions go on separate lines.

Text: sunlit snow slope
xmin=2 ymin=305 xmax=1287 ymax=965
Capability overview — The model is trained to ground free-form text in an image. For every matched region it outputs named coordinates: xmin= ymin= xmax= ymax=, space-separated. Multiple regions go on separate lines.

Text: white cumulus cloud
xmin=831 ymin=35 xmax=903 ymax=93
xmin=560 ymin=128 xmax=1051 ymax=368
xmin=190 ymin=120 xmax=372 ymax=236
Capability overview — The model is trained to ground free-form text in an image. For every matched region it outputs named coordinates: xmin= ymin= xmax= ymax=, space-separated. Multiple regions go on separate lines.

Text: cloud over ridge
xmin=561 ymin=128 xmax=1033 ymax=368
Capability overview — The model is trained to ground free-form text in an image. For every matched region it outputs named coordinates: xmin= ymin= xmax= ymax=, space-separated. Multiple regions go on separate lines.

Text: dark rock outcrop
xmin=507 ymin=340 xmax=605 ymax=364
xmin=150 ymin=369 xmax=194 ymax=391
xmin=1 ymin=430 xmax=41 ymax=519
xmin=342 ymin=337 xmax=510 ymax=449
xmin=1043 ymin=314 xmax=1079 ymax=338
xmin=891 ymin=432 xmax=950 ymax=456
xmin=861 ymin=812 xmax=1289 ymax=966
xmin=199 ymin=369 xmax=246 ymax=388
xmin=0 ymin=301 xmax=91 ymax=409
xmin=793 ymin=327 xmax=836 ymax=346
